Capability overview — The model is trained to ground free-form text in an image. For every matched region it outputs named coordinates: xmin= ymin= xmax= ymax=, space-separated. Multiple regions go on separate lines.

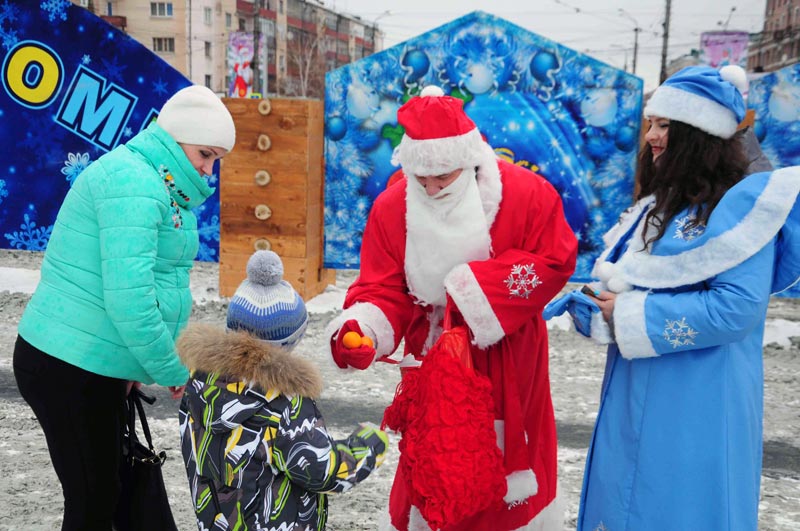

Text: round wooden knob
xmin=254 ymin=238 xmax=271 ymax=251
xmin=254 ymin=170 xmax=271 ymax=186
xmin=257 ymin=134 xmax=271 ymax=151
xmin=258 ymin=99 xmax=272 ymax=115
xmin=254 ymin=204 xmax=272 ymax=220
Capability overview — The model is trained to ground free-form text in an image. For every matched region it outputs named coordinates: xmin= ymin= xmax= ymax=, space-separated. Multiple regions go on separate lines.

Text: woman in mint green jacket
xmin=12 ymin=85 xmax=235 ymax=531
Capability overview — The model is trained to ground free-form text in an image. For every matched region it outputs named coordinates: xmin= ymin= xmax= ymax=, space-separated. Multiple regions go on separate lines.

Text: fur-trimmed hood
xmin=177 ymin=323 xmax=323 ymax=398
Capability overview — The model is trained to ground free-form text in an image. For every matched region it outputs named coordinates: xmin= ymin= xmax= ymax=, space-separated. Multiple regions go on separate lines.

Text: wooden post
xmin=219 ymin=97 xmax=336 ymax=299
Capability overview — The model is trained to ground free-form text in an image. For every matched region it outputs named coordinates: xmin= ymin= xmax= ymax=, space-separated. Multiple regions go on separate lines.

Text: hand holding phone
xmin=581 ymin=284 xmax=601 ymax=297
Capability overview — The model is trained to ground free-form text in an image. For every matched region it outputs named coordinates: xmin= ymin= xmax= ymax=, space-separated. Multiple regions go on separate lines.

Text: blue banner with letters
xmin=323 ymin=11 xmax=644 ymax=281
xmin=0 ymin=2 xmax=221 ymax=260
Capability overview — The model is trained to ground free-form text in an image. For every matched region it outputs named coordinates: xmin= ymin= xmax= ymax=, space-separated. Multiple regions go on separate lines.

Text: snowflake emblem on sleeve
xmin=673 ymin=215 xmax=706 ymax=241
xmin=504 ymin=263 xmax=541 ymax=299
xmin=663 ymin=317 xmax=698 ymax=348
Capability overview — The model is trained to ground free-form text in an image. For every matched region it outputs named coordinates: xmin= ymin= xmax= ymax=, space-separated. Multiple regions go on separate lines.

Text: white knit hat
xmin=157 ymin=85 xmax=236 ymax=151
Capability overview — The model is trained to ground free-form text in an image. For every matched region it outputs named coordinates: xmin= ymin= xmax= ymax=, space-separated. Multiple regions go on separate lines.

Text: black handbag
xmin=113 ymin=388 xmax=179 ymax=531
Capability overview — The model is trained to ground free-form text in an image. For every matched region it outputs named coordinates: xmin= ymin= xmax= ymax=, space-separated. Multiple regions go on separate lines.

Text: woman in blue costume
xmin=547 ymin=65 xmax=800 ymax=531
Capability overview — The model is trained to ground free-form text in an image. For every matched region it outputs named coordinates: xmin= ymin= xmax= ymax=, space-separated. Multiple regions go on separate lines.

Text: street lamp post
xmin=371 ymin=10 xmax=391 ymax=53
xmin=618 ymin=8 xmax=641 ymax=75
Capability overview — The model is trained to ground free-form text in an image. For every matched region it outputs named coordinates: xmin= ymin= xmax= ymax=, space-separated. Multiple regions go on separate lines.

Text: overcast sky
xmin=330 ymin=0 xmax=767 ymax=92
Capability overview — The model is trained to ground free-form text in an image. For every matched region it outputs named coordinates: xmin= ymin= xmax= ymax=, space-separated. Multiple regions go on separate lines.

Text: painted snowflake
xmin=593 ymin=523 xmax=609 ymax=531
xmin=0 ymin=26 xmax=17 ymax=51
xmin=0 ymin=179 xmax=8 ymax=204
xmin=663 ymin=317 xmax=698 ymax=348
xmin=40 ymin=0 xmax=70 ymax=23
xmin=504 ymin=263 xmax=541 ymax=299
xmin=60 ymin=152 xmax=91 ymax=186
xmin=0 ymin=0 xmax=19 ymax=25
xmin=673 ymin=215 xmax=706 ymax=241
xmin=4 ymin=213 xmax=53 ymax=251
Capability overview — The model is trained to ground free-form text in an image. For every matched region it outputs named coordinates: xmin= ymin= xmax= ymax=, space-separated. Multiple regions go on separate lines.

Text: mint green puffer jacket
xmin=18 ymin=123 xmax=215 ymax=386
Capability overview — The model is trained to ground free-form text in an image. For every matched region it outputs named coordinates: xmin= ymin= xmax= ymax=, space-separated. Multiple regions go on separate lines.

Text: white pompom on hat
xmin=390 ymin=85 xmax=487 ymax=177
xmin=157 ymin=85 xmax=236 ymax=151
xmin=643 ymin=65 xmax=747 ymax=139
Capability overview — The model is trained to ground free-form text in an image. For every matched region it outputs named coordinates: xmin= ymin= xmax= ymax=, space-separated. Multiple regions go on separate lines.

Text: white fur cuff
xmin=590 ymin=311 xmax=613 ymax=344
xmin=444 ymin=264 xmax=505 ymax=348
xmin=324 ymin=302 xmax=395 ymax=357
xmin=613 ymin=290 xmax=658 ymax=359
xmin=504 ymin=469 xmax=538 ymax=504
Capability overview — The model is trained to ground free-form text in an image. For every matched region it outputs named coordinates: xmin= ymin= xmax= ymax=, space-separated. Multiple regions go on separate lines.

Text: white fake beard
xmin=405 ymin=167 xmax=491 ymax=307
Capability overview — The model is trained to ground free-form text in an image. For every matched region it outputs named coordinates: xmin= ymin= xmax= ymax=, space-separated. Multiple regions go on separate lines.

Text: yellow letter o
xmin=3 ymin=41 xmax=63 ymax=108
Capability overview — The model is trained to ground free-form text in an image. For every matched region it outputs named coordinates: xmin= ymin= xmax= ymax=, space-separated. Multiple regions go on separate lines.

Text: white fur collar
xmin=595 ymin=167 xmax=800 ymax=291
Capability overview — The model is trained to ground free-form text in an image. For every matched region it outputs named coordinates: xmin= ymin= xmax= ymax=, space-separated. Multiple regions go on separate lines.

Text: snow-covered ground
xmin=0 ymin=249 xmax=798 ymax=530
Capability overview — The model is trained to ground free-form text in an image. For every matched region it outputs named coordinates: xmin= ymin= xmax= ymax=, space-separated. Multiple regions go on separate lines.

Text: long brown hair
xmin=636 ymin=120 xmax=748 ymax=248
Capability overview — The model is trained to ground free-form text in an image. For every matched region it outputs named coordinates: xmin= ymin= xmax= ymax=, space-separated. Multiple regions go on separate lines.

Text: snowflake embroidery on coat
xmin=593 ymin=523 xmax=609 ymax=531
xmin=504 ymin=263 xmax=541 ymax=299
xmin=673 ymin=215 xmax=706 ymax=241
xmin=663 ymin=317 xmax=698 ymax=348
xmin=159 ymin=165 xmax=183 ymax=228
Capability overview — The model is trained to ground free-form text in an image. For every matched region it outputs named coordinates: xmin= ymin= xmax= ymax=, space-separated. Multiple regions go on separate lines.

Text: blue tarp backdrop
xmin=0 ymin=2 xmax=222 ymax=260
xmin=323 ymin=11 xmax=644 ymax=281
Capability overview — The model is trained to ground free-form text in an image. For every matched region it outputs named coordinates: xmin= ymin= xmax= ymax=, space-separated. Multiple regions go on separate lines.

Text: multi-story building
xmin=70 ymin=0 xmax=383 ymax=97
xmin=235 ymin=0 xmax=384 ymax=98
xmin=747 ymin=0 xmax=800 ymax=72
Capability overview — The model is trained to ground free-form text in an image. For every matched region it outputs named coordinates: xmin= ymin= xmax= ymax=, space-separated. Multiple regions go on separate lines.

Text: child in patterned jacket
xmin=177 ymin=250 xmax=388 ymax=531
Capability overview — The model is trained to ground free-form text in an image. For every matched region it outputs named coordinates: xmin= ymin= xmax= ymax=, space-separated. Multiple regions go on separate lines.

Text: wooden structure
xmin=219 ymin=97 xmax=336 ymax=299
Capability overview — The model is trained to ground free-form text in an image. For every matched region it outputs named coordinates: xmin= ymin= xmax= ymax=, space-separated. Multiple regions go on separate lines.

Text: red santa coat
xmin=327 ymin=157 xmax=577 ymax=531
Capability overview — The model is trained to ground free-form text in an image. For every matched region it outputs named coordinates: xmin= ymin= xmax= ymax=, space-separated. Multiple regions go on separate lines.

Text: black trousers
xmin=13 ymin=335 xmax=127 ymax=531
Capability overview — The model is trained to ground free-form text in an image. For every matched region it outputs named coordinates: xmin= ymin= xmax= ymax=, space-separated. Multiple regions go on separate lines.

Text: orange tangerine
xmin=342 ymin=331 xmax=363 ymax=349
xmin=361 ymin=336 xmax=374 ymax=348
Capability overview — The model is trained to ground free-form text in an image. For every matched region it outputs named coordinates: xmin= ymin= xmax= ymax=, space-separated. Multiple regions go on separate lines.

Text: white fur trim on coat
xmin=392 ymin=128 xmax=486 ymax=178
xmin=509 ymin=492 xmax=565 ymax=531
xmin=475 ymin=143 xmax=503 ymax=227
xmin=609 ymin=167 xmax=800 ymax=292
xmin=324 ymin=302 xmax=395 ymax=357
xmin=644 ymin=85 xmax=739 ymax=139
xmin=444 ymin=263 xmax=505 ymax=348
xmin=495 ymin=420 xmax=539 ymax=504
xmin=505 ymin=469 xmax=538 ymax=504
xmin=383 ymin=491 xmax=564 ymax=531
xmin=613 ymin=289 xmax=658 ymax=359
xmin=590 ymin=311 xmax=613 ymax=344
xmin=591 ymin=196 xmax=655 ymax=280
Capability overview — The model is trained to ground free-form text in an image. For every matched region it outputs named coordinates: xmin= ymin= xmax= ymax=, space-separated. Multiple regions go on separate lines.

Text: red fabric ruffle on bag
xmin=383 ymin=307 xmax=507 ymax=529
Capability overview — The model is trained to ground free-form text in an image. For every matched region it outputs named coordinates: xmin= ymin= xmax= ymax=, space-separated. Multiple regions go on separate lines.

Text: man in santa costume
xmin=326 ymin=85 xmax=577 ymax=531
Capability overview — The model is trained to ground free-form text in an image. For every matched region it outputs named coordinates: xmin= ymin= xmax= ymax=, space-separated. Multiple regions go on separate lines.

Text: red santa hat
xmin=391 ymin=85 xmax=488 ymax=177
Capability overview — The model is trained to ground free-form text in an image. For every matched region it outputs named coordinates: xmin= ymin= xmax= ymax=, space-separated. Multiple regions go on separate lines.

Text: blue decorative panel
xmin=0 ymin=2 xmax=221 ymax=261
xmin=323 ymin=11 xmax=643 ymax=281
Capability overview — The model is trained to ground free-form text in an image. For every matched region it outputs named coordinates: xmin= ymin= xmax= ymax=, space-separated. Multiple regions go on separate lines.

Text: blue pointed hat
xmin=644 ymin=65 xmax=747 ymax=139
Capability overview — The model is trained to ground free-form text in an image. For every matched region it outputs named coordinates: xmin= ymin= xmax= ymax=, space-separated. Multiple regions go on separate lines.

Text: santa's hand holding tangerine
xmin=331 ymin=320 xmax=377 ymax=370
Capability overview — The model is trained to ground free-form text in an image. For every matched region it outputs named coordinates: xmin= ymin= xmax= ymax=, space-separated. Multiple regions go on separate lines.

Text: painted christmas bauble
xmin=615 ymin=125 xmax=637 ymax=152
xmin=529 ymin=51 xmax=558 ymax=82
xmin=402 ymin=49 xmax=430 ymax=82
xmin=326 ymin=116 xmax=347 ymax=141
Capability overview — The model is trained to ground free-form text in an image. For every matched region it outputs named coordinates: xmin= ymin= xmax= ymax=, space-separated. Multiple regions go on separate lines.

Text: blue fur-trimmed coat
xmin=576 ymin=168 xmax=800 ymax=531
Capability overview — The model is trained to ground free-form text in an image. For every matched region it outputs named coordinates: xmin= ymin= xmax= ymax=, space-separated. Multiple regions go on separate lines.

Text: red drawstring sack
xmin=382 ymin=305 xmax=507 ymax=529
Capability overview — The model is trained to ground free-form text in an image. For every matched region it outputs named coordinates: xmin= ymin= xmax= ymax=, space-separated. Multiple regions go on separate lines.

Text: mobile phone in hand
xmin=581 ymin=285 xmax=599 ymax=297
